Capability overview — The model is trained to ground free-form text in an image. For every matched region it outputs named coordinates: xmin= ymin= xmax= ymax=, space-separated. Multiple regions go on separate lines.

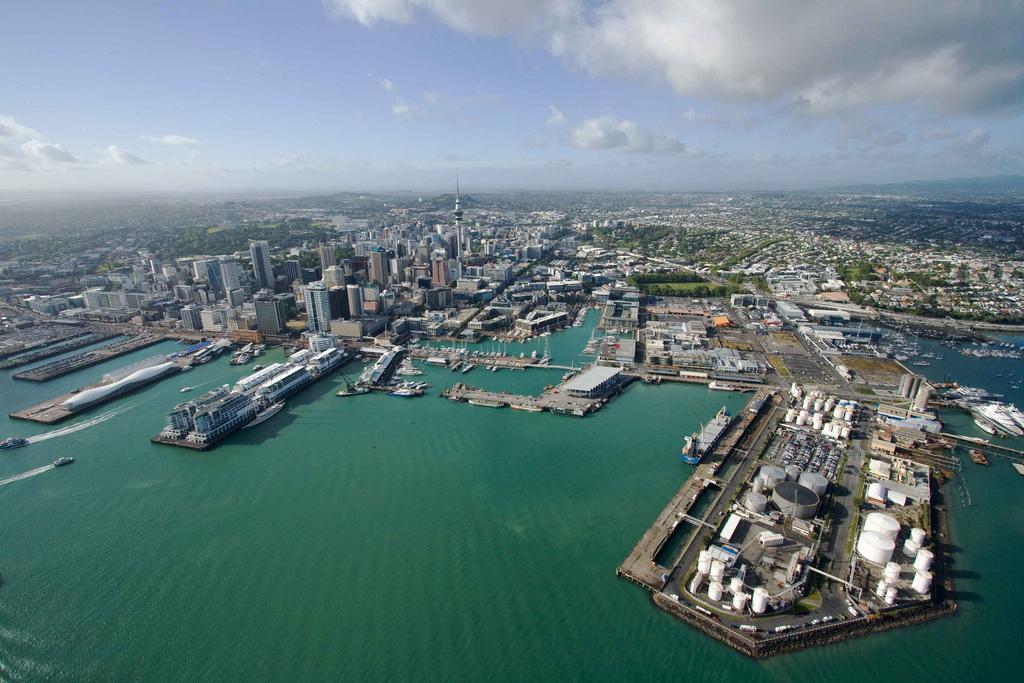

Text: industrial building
xmin=562 ymin=365 xmax=622 ymax=399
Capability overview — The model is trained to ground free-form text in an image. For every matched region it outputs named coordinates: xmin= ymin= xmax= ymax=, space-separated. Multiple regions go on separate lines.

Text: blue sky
xmin=2 ymin=0 xmax=1023 ymax=192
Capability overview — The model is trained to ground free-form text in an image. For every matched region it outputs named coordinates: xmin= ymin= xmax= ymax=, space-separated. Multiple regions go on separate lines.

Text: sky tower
xmin=454 ymin=172 xmax=465 ymax=258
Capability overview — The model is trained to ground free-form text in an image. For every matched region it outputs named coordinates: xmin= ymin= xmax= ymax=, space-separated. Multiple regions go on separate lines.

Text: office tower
xmin=346 ymin=284 xmax=363 ymax=317
xmin=180 ymin=304 xmax=202 ymax=331
xmin=249 ymin=240 xmax=274 ymax=291
xmin=318 ymin=241 xmax=336 ymax=272
xmin=302 ymin=280 xmax=331 ymax=334
xmin=431 ymin=257 xmax=449 ymax=287
xmin=193 ymin=259 xmax=224 ymax=298
xmin=280 ymin=259 xmax=301 ymax=285
xmin=227 ymin=288 xmax=246 ymax=307
xmin=323 ymin=265 xmax=346 ymax=288
xmin=219 ymin=257 xmax=243 ymax=293
xmin=368 ymin=249 xmax=390 ymax=286
xmin=254 ymin=293 xmax=288 ymax=334
xmin=415 ymin=244 xmax=430 ymax=265
xmin=328 ymin=286 xmax=350 ymax=320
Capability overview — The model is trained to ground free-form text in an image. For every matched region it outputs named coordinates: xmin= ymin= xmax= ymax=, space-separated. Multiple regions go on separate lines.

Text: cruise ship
xmin=681 ymin=407 xmax=732 ymax=465
xmin=972 ymin=402 xmax=1024 ymax=438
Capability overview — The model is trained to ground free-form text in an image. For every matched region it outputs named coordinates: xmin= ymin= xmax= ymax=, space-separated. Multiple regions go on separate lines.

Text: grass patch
xmin=766 ymin=355 xmax=791 ymax=377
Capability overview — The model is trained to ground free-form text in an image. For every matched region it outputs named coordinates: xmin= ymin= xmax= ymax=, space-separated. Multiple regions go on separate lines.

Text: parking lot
xmin=764 ymin=427 xmax=843 ymax=481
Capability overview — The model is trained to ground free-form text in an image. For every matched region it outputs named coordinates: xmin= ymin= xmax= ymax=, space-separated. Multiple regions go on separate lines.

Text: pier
xmin=442 ymin=372 xmax=633 ymax=417
xmin=0 ymin=328 xmax=122 ymax=369
xmin=935 ymin=432 xmax=1024 ymax=461
xmin=13 ymin=332 xmax=167 ymax=381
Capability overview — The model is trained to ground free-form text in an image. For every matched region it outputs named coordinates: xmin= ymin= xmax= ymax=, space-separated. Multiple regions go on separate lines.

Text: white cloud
xmin=571 ymin=115 xmax=696 ymax=155
xmin=0 ymin=116 xmax=83 ymax=170
xmin=104 ymin=145 xmax=149 ymax=165
xmin=326 ymin=0 xmax=1024 ymax=115
xmin=141 ymin=134 xmax=200 ymax=147
xmin=546 ymin=105 xmax=567 ymax=127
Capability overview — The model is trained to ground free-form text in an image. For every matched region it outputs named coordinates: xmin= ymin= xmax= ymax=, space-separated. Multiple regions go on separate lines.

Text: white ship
xmin=244 ymin=402 xmax=285 ymax=429
xmin=972 ymin=402 xmax=1024 ymax=438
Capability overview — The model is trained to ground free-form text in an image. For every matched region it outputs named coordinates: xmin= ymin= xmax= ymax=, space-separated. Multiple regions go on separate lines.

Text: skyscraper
xmin=431 ymin=257 xmax=449 ymax=287
xmin=180 ymin=304 xmax=202 ymax=331
xmin=192 ymin=259 xmax=224 ymax=298
xmin=254 ymin=292 xmax=288 ymax=334
xmin=368 ymin=249 xmax=390 ymax=286
xmin=318 ymin=241 xmax=336 ymax=272
xmin=302 ymin=280 xmax=331 ymax=334
xmin=249 ymin=240 xmax=274 ymax=291
xmin=219 ymin=257 xmax=242 ymax=293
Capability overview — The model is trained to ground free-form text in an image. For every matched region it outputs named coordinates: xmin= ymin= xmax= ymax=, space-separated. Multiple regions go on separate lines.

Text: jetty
xmin=13 ymin=332 xmax=166 ymax=381
xmin=0 ymin=329 xmax=122 ymax=369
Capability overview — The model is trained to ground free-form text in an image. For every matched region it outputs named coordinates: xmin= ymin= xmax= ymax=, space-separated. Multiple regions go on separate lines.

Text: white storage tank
xmin=710 ymin=560 xmax=726 ymax=581
xmin=903 ymin=538 xmax=921 ymax=558
xmin=857 ymin=531 xmax=896 ymax=565
xmin=790 ymin=382 xmax=799 ymax=397
xmin=732 ymin=592 xmax=749 ymax=611
xmin=752 ymin=587 xmax=769 ymax=614
xmin=759 ymin=465 xmax=787 ymax=490
xmin=708 ymin=581 xmax=724 ymax=601
xmin=840 ymin=426 xmax=851 ymax=440
xmin=795 ymin=411 xmax=808 ymax=427
xmin=885 ymin=586 xmax=897 ymax=605
xmin=912 ymin=571 xmax=932 ymax=595
xmin=785 ymin=464 xmax=802 ymax=481
xmin=798 ymin=471 xmax=829 ymax=496
xmin=914 ymin=548 xmax=934 ymax=572
xmin=802 ymin=396 xmax=813 ymax=411
xmin=784 ymin=408 xmax=796 ymax=423
xmin=833 ymin=405 xmax=845 ymax=420
xmin=745 ymin=491 xmax=768 ymax=514
xmin=824 ymin=398 xmax=835 ymax=413
xmin=844 ymin=407 xmax=854 ymax=421
xmin=910 ymin=528 xmax=927 ymax=546
xmin=730 ymin=577 xmax=744 ymax=595
xmin=866 ymin=482 xmax=887 ymax=504
xmin=697 ymin=550 xmax=711 ymax=574
xmin=884 ymin=561 xmax=901 ymax=583
xmin=689 ymin=572 xmax=704 ymax=594
xmin=864 ymin=512 xmax=901 ymax=540
xmin=814 ymin=398 xmax=824 ymax=412
xmin=875 ymin=579 xmax=888 ymax=597
xmin=812 ymin=414 xmax=824 ymax=431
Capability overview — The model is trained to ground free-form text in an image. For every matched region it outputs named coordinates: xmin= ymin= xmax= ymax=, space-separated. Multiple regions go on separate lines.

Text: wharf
xmin=442 ymin=376 xmax=632 ymax=416
xmin=13 ymin=332 xmax=166 ymax=381
xmin=934 ymin=433 xmax=1024 ymax=461
xmin=11 ymin=359 xmax=190 ymax=425
xmin=407 ymin=347 xmax=570 ymax=371
xmin=616 ymin=391 xmax=777 ymax=590
xmin=0 ymin=329 xmax=122 ymax=369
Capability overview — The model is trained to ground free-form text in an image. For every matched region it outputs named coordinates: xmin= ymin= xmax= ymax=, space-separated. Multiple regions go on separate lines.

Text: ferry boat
xmin=53 ymin=456 xmax=74 ymax=467
xmin=680 ymin=407 xmax=732 ymax=465
xmin=0 ymin=437 xmax=29 ymax=450
xmin=510 ymin=404 xmax=543 ymax=412
xmin=972 ymin=403 xmax=1024 ymax=438
xmin=468 ymin=398 xmax=505 ymax=408
xmin=244 ymin=402 xmax=285 ymax=429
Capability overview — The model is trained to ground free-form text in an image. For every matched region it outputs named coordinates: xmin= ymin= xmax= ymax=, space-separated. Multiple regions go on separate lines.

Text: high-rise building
xmin=180 ymin=304 xmax=202 ymax=330
xmin=193 ymin=259 xmax=224 ymax=298
xmin=431 ymin=257 xmax=449 ymax=287
xmin=219 ymin=257 xmax=243 ymax=293
xmin=280 ymin=259 xmax=301 ymax=285
xmin=368 ymin=249 xmax=390 ymax=286
xmin=302 ymin=280 xmax=331 ymax=334
xmin=254 ymin=292 xmax=290 ymax=334
xmin=323 ymin=265 xmax=346 ymax=288
xmin=328 ymin=286 xmax=350 ymax=320
xmin=249 ymin=240 xmax=274 ymax=291
xmin=318 ymin=241 xmax=336 ymax=272
xmin=346 ymin=284 xmax=363 ymax=317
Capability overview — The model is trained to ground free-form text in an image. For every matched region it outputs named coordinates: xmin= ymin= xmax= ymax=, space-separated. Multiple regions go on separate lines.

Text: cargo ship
xmin=680 ymin=406 xmax=732 ymax=465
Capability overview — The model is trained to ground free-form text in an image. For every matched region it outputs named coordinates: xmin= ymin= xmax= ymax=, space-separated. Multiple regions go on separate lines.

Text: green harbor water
xmin=1 ymin=316 xmax=1021 ymax=681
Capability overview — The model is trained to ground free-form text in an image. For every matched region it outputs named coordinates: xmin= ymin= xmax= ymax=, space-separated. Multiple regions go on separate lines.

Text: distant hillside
xmin=832 ymin=175 xmax=1024 ymax=195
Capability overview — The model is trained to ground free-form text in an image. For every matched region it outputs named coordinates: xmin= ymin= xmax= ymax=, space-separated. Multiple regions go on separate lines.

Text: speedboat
xmin=180 ymin=386 xmax=193 ymax=393
xmin=53 ymin=456 xmax=74 ymax=466
xmin=0 ymin=437 xmax=29 ymax=450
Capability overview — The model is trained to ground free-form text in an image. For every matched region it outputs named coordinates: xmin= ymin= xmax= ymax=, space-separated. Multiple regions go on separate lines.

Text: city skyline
xmin=2 ymin=1 xmax=1024 ymax=192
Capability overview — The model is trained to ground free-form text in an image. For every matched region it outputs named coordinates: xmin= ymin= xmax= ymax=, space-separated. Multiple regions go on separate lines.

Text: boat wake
xmin=0 ymin=464 xmax=54 ymax=487
xmin=26 ymin=402 xmax=136 ymax=444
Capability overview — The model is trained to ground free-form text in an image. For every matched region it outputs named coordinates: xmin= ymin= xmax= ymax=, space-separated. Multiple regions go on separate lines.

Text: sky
xmin=2 ymin=0 xmax=1024 ymax=193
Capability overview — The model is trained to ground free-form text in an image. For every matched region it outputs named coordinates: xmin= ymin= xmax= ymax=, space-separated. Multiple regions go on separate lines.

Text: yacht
xmin=972 ymin=403 xmax=1024 ymax=438
xmin=53 ymin=456 xmax=74 ymax=466
xmin=389 ymin=388 xmax=418 ymax=397
xmin=0 ymin=437 xmax=29 ymax=450
xmin=180 ymin=386 xmax=194 ymax=393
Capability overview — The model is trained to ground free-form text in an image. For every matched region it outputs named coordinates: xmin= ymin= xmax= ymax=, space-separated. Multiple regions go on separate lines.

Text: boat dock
xmin=406 ymin=347 xmax=573 ymax=371
xmin=13 ymin=332 xmax=167 ymax=381
xmin=617 ymin=391 xmax=779 ymax=590
xmin=0 ymin=328 xmax=122 ymax=369
xmin=442 ymin=376 xmax=633 ymax=416
xmin=934 ymin=433 xmax=1024 ymax=461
